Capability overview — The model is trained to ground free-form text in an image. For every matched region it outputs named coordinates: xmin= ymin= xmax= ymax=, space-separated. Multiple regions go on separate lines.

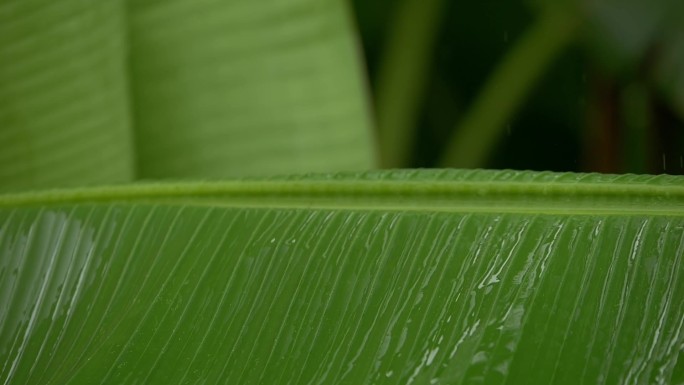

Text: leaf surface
xmin=0 ymin=1 xmax=135 ymax=191
xmin=1 ymin=169 xmax=683 ymax=384
xmin=0 ymin=0 xmax=375 ymax=192
xmin=128 ymin=0 xmax=376 ymax=178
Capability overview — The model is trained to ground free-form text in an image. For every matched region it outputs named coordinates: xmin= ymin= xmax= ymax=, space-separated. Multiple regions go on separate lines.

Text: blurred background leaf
xmin=0 ymin=1 xmax=135 ymax=190
xmin=128 ymin=0 xmax=376 ymax=179
xmin=0 ymin=0 xmax=376 ymax=193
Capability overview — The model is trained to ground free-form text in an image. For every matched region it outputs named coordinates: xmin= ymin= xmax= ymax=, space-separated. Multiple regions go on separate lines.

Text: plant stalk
xmin=439 ymin=5 xmax=581 ymax=168
xmin=375 ymin=0 xmax=446 ymax=168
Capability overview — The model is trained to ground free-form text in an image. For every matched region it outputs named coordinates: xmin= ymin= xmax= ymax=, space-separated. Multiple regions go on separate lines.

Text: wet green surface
xmin=1 ymin=170 xmax=683 ymax=384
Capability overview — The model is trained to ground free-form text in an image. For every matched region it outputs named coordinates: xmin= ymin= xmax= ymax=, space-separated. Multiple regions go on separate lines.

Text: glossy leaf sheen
xmin=1 ymin=169 xmax=684 ymax=384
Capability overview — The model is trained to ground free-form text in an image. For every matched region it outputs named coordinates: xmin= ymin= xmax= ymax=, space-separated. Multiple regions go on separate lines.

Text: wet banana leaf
xmin=2 ymin=169 xmax=684 ymax=384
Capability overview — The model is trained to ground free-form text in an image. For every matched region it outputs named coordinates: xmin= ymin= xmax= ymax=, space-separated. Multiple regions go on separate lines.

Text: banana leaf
xmin=0 ymin=0 xmax=375 ymax=193
xmin=2 ymin=169 xmax=683 ymax=384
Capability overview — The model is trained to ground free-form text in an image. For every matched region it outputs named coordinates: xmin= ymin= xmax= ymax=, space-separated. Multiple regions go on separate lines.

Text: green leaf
xmin=2 ymin=169 xmax=684 ymax=384
xmin=582 ymin=0 xmax=684 ymax=120
xmin=374 ymin=0 xmax=446 ymax=168
xmin=0 ymin=0 xmax=376 ymax=192
xmin=583 ymin=0 xmax=670 ymax=75
xmin=128 ymin=0 xmax=376 ymax=178
xmin=0 ymin=1 xmax=135 ymax=191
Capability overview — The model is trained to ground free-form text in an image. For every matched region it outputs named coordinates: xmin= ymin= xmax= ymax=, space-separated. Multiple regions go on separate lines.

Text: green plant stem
xmin=439 ymin=5 xmax=581 ymax=168
xmin=375 ymin=0 xmax=446 ymax=168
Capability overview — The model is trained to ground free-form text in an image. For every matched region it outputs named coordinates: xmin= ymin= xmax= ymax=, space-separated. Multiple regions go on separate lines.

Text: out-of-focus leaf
xmin=374 ymin=0 xmax=445 ymax=168
xmin=128 ymin=0 xmax=376 ymax=178
xmin=1 ymin=169 xmax=683 ymax=384
xmin=0 ymin=0 xmax=376 ymax=192
xmin=0 ymin=1 xmax=135 ymax=191
xmin=581 ymin=0 xmax=684 ymax=122
xmin=583 ymin=0 xmax=670 ymax=76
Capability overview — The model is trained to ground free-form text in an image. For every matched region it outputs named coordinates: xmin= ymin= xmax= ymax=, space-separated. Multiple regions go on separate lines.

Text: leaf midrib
xmin=1 ymin=180 xmax=683 ymax=216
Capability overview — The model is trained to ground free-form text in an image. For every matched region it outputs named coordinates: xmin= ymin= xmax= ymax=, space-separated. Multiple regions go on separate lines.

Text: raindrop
xmin=503 ymin=31 xmax=508 ymax=42
xmin=426 ymin=347 xmax=439 ymax=366
xmin=662 ymin=154 xmax=667 ymax=171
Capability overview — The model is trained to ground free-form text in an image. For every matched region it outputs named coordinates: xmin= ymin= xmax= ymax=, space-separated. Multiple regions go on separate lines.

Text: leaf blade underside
xmin=1 ymin=169 xmax=683 ymax=385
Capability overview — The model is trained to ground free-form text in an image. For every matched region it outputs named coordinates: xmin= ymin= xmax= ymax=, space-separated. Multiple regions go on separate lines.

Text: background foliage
xmin=352 ymin=0 xmax=684 ymax=174
xmin=4 ymin=0 xmax=684 ymax=194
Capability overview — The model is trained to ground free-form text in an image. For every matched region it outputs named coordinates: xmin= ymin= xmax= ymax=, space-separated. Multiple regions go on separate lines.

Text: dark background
xmin=351 ymin=0 xmax=684 ymax=174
